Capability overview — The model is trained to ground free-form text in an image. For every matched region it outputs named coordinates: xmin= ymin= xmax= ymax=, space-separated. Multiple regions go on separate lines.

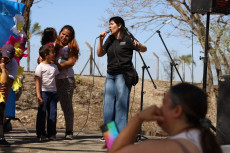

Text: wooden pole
xmin=85 ymin=41 xmax=93 ymax=75
xmin=152 ymin=52 xmax=159 ymax=81
xmin=182 ymin=60 xmax=185 ymax=81
xmin=82 ymin=41 xmax=102 ymax=76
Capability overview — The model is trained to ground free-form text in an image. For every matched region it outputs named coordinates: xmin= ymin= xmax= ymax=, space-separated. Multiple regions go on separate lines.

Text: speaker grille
xmin=213 ymin=0 xmax=230 ymax=14
xmin=191 ymin=0 xmax=230 ymax=14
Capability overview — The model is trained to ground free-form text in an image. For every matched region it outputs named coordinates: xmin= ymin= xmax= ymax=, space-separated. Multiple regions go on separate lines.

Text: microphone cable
xmin=75 ymin=31 xmax=110 ymax=136
xmin=75 ymin=38 xmax=98 ymax=136
xmin=129 ymin=50 xmax=138 ymax=118
xmin=124 ymin=27 xmax=144 ymax=118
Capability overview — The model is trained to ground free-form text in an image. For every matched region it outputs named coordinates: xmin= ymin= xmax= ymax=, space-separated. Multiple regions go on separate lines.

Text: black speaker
xmin=191 ymin=0 xmax=230 ymax=14
xmin=216 ymin=75 xmax=230 ymax=145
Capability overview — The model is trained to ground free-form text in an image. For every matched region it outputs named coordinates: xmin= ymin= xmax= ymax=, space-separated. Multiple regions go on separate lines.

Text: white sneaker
xmin=100 ymin=137 xmax=105 ymax=142
xmin=65 ymin=134 xmax=73 ymax=140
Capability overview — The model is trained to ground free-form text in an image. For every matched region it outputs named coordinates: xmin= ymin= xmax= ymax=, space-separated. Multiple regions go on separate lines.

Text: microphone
xmin=164 ymin=19 xmax=172 ymax=24
xmin=96 ymin=30 xmax=110 ymax=38
xmin=143 ymin=19 xmax=172 ymax=44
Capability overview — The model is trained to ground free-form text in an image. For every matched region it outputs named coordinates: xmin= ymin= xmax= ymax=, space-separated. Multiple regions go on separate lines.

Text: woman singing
xmin=97 ymin=16 xmax=147 ymax=134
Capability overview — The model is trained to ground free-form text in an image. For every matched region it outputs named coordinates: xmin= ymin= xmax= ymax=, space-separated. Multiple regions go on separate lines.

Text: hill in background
xmin=11 ymin=71 xmax=217 ymax=136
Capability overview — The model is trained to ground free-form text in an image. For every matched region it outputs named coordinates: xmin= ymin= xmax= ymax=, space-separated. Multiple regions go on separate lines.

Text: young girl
xmin=38 ymin=27 xmax=57 ymax=64
xmin=41 ymin=27 xmax=57 ymax=46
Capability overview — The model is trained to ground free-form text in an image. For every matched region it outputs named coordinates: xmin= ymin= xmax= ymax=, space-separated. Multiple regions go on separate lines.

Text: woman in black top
xmin=97 ymin=16 xmax=147 ymax=132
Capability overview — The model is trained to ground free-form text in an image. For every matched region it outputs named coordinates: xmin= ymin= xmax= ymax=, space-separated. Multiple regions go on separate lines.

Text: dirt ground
xmin=10 ymin=74 xmax=217 ymax=136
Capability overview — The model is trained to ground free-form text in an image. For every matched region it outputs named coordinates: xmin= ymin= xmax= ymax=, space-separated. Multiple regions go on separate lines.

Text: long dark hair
xmin=41 ymin=27 xmax=57 ymax=45
xmin=54 ymin=25 xmax=80 ymax=59
xmin=170 ymin=83 xmax=222 ymax=153
xmin=109 ymin=16 xmax=128 ymax=40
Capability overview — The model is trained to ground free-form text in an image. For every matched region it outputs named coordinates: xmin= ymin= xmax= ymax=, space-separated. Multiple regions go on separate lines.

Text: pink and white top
xmin=56 ymin=46 xmax=74 ymax=79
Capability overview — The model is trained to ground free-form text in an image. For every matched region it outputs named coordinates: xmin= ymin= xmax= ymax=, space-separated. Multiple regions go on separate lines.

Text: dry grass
xmin=12 ymin=74 xmax=217 ymax=136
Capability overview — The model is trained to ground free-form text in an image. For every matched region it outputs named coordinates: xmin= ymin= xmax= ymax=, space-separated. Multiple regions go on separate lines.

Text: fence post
xmin=85 ymin=41 xmax=93 ymax=75
xmin=80 ymin=41 xmax=103 ymax=76
xmin=152 ymin=52 xmax=159 ymax=81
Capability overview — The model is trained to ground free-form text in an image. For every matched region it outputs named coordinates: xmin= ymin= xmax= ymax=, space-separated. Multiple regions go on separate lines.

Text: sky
xmin=18 ymin=0 xmax=205 ymax=83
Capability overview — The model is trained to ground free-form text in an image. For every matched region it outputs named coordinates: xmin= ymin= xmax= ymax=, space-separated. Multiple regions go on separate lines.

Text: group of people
xmin=0 ymin=16 xmax=223 ymax=153
xmin=97 ymin=16 xmax=222 ymax=153
xmin=0 ymin=25 xmax=79 ymax=145
xmin=35 ymin=16 xmax=145 ymax=142
xmin=35 ymin=25 xmax=79 ymax=141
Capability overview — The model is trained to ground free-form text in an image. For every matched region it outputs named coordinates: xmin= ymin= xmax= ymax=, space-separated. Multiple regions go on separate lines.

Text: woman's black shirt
xmin=102 ymin=35 xmax=137 ymax=75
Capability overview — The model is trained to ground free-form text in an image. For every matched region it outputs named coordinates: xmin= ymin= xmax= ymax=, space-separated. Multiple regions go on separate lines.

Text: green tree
xmin=162 ymin=50 xmax=179 ymax=81
xmin=176 ymin=54 xmax=196 ymax=81
xmin=26 ymin=21 xmax=41 ymax=71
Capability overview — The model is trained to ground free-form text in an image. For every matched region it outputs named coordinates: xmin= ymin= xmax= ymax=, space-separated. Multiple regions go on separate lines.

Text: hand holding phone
xmin=100 ymin=121 xmax=119 ymax=150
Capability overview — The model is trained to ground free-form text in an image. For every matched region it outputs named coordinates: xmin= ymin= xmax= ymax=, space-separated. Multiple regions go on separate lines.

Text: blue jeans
xmin=103 ymin=74 xmax=131 ymax=132
xmin=36 ymin=91 xmax=58 ymax=137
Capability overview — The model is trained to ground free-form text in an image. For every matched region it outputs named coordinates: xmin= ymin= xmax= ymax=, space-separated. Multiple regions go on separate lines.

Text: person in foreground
xmin=0 ymin=49 xmax=10 ymax=146
xmin=107 ymin=83 xmax=222 ymax=153
xmin=97 ymin=16 xmax=147 ymax=134
xmin=0 ymin=44 xmax=17 ymax=146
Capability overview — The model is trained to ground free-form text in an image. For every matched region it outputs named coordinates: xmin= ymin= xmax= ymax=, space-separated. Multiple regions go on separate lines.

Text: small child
xmin=41 ymin=27 xmax=57 ymax=46
xmin=0 ymin=46 xmax=11 ymax=146
xmin=35 ymin=45 xmax=59 ymax=141
xmin=38 ymin=27 xmax=57 ymax=64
